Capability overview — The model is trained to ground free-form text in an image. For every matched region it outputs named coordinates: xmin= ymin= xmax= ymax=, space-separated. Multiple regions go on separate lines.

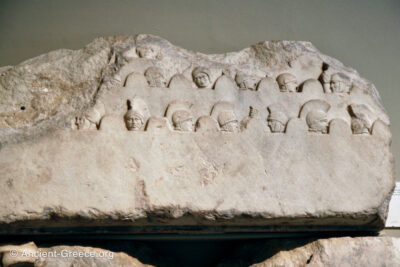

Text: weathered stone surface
xmin=250 ymin=237 xmax=400 ymax=267
xmin=2 ymin=237 xmax=400 ymax=266
xmin=0 ymin=34 xmax=394 ymax=233
xmin=0 ymin=242 xmax=151 ymax=267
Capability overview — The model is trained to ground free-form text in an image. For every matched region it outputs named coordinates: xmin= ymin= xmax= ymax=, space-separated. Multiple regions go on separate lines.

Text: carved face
xmin=351 ymin=118 xmax=369 ymax=134
xmin=331 ymin=81 xmax=349 ymax=93
xmin=136 ymin=45 xmax=159 ymax=59
xmin=277 ymin=74 xmax=298 ymax=92
xmin=172 ymin=110 xmax=194 ymax=132
xmin=218 ymin=110 xmax=239 ymax=132
xmin=268 ymin=119 xmax=285 ymax=133
xmin=145 ymin=70 xmax=166 ymax=87
xmin=125 ymin=115 xmax=144 ymax=131
xmin=331 ymin=75 xmax=350 ymax=93
xmin=75 ymin=116 xmax=90 ymax=130
xmin=238 ymin=76 xmax=258 ymax=91
xmin=306 ymin=111 xmax=328 ymax=134
xmin=177 ymin=119 xmax=194 ymax=132
xmin=221 ymin=120 xmax=239 ymax=132
xmin=193 ymin=72 xmax=210 ymax=88
xmin=281 ymin=80 xmax=297 ymax=92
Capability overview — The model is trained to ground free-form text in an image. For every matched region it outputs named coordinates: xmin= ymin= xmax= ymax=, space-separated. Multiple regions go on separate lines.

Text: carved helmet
xmin=124 ymin=109 xmax=145 ymax=123
xmin=267 ymin=104 xmax=288 ymax=123
xmin=348 ymin=104 xmax=373 ymax=128
xmin=144 ymin=66 xmax=166 ymax=86
xmin=331 ymin=73 xmax=350 ymax=84
xmin=124 ymin=98 xmax=147 ymax=123
xmin=165 ymin=100 xmax=194 ymax=130
xmin=299 ymin=99 xmax=331 ymax=119
xmin=306 ymin=110 xmax=327 ymax=127
xmin=235 ymin=72 xmax=251 ymax=84
xmin=172 ymin=110 xmax=193 ymax=125
xmin=84 ymin=109 xmax=101 ymax=124
xmin=235 ymin=72 xmax=259 ymax=89
xmin=135 ymin=43 xmax=160 ymax=58
xmin=276 ymin=73 xmax=297 ymax=85
xmin=192 ymin=66 xmax=211 ymax=79
xmin=268 ymin=111 xmax=287 ymax=123
xmin=217 ymin=110 xmax=238 ymax=126
xmin=196 ymin=116 xmax=220 ymax=131
xmin=84 ymin=101 xmax=105 ymax=124
xmin=145 ymin=66 xmax=164 ymax=76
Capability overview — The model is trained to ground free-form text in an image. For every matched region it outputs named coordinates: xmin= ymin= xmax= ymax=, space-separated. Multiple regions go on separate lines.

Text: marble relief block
xmin=0 ymin=34 xmax=394 ymax=233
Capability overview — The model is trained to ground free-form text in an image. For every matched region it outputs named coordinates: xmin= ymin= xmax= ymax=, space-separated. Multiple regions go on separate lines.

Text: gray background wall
xmin=0 ymin=0 xmax=399 ymax=180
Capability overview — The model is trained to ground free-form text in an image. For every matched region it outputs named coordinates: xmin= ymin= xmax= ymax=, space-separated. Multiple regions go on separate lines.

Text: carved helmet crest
xmin=267 ymin=104 xmax=288 ymax=123
xmin=299 ymin=99 xmax=331 ymax=119
xmin=125 ymin=97 xmax=150 ymax=121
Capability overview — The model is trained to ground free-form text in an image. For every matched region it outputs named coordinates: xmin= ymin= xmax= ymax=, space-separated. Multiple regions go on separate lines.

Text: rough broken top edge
xmin=0 ymin=34 xmax=390 ymax=147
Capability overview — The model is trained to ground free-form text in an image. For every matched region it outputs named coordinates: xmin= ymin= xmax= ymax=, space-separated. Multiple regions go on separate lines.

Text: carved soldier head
xmin=299 ymin=99 xmax=330 ymax=134
xmin=218 ymin=110 xmax=239 ymax=132
xmin=136 ymin=44 xmax=160 ymax=59
xmin=75 ymin=102 xmax=104 ymax=130
xmin=235 ymin=73 xmax=259 ymax=91
xmin=75 ymin=116 xmax=91 ymax=130
xmin=306 ymin=110 xmax=329 ymax=134
xmin=192 ymin=67 xmax=211 ymax=88
xmin=331 ymin=73 xmax=350 ymax=93
xmin=172 ymin=110 xmax=194 ymax=132
xmin=267 ymin=111 xmax=287 ymax=133
xmin=351 ymin=118 xmax=370 ymax=134
xmin=348 ymin=104 xmax=372 ymax=134
xmin=124 ymin=109 xmax=145 ymax=131
xmin=276 ymin=73 xmax=298 ymax=92
xmin=121 ymin=47 xmax=137 ymax=63
xmin=144 ymin=67 xmax=167 ymax=87
xmin=195 ymin=116 xmax=220 ymax=132
xmin=75 ymin=113 xmax=98 ymax=130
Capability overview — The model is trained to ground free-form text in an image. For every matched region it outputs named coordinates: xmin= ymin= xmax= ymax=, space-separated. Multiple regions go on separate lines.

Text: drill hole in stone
xmin=20 ymin=106 xmax=26 ymax=110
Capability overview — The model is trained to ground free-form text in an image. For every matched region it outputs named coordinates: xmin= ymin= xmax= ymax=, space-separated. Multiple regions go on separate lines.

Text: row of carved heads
xmin=124 ymin=99 xmax=240 ymax=133
xmin=120 ymin=43 xmax=161 ymax=62
xmin=120 ymin=98 xmax=378 ymax=134
xmin=122 ymin=44 xmax=351 ymax=93
xmin=267 ymin=100 xmax=376 ymax=134
xmin=73 ymin=98 xmax=377 ymax=135
xmin=125 ymin=65 xmax=352 ymax=94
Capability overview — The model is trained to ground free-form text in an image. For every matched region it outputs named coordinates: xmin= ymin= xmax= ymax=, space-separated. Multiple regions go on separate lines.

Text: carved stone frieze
xmin=0 ymin=34 xmax=394 ymax=233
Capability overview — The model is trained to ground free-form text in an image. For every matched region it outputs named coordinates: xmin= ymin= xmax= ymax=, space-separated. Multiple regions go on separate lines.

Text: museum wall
xmin=0 ymin=0 xmax=399 ymax=179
